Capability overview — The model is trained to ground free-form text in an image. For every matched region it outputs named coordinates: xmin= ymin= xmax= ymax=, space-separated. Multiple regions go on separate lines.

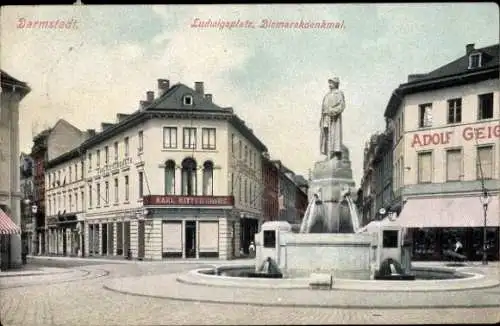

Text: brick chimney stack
xmin=205 ymin=94 xmax=212 ymax=103
xmin=158 ymin=79 xmax=170 ymax=96
xmin=146 ymin=91 xmax=154 ymax=103
xmin=466 ymin=43 xmax=475 ymax=54
xmin=194 ymin=82 xmax=204 ymax=95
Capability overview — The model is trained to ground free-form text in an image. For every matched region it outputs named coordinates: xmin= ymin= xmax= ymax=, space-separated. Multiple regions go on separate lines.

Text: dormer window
xmin=468 ymin=52 xmax=482 ymax=69
xmin=183 ymin=95 xmax=193 ymax=106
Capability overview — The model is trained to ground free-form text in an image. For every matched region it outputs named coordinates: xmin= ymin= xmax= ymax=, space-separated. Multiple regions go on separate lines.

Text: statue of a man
xmin=320 ymin=77 xmax=345 ymax=160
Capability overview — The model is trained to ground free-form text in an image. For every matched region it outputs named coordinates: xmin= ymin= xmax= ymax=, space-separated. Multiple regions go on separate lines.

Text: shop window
xmin=382 ymin=230 xmax=399 ymax=248
xmin=263 ymin=230 xmax=276 ymax=248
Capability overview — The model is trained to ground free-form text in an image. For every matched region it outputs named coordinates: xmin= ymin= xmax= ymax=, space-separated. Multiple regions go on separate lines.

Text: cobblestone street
xmin=1 ymin=260 xmax=499 ymax=325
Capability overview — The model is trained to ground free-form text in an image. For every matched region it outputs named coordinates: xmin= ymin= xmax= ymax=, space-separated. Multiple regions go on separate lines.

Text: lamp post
xmin=479 ymin=190 xmax=491 ymax=265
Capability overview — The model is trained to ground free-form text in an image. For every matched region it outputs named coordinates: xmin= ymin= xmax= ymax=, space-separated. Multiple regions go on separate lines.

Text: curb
xmin=102 ymin=284 xmax=500 ymax=309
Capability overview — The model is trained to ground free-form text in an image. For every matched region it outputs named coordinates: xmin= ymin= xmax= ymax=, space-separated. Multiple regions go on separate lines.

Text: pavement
xmin=1 ymin=256 xmax=499 ymax=325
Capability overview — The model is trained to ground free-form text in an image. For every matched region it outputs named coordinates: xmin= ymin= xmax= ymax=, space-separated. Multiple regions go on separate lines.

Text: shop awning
xmin=0 ymin=208 xmax=21 ymax=235
xmin=395 ymin=195 xmax=499 ymax=228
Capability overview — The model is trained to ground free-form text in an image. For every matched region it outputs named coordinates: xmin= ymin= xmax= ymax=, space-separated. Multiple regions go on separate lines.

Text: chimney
xmin=101 ymin=122 xmax=114 ymax=131
xmin=466 ymin=43 xmax=475 ymax=54
xmin=86 ymin=129 xmax=96 ymax=137
xmin=157 ymin=79 xmax=170 ymax=96
xmin=116 ymin=113 xmax=130 ymax=122
xmin=139 ymin=100 xmax=149 ymax=110
xmin=146 ymin=91 xmax=154 ymax=103
xmin=205 ymin=94 xmax=212 ymax=103
xmin=194 ymin=81 xmax=204 ymax=95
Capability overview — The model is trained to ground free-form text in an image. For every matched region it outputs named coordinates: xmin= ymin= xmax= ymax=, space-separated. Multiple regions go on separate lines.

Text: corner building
xmin=56 ymin=80 xmax=267 ymax=260
xmin=385 ymin=43 xmax=500 ymax=261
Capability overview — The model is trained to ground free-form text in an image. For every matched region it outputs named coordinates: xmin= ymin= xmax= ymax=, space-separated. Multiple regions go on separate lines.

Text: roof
xmin=384 ymin=43 xmax=499 ymax=118
xmin=1 ymin=70 xmax=31 ymax=98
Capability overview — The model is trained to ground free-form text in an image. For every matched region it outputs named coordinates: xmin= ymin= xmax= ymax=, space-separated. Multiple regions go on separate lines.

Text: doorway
xmin=102 ymin=224 xmax=108 ymax=255
xmin=185 ymin=221 xmax=197 ymax=258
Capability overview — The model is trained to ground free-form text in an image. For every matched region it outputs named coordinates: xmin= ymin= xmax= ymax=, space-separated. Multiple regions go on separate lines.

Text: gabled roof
xmin=384 ymin=43 xmax=499 ymax=118
xmin=410 ymin=44 xmax=499 ymax=82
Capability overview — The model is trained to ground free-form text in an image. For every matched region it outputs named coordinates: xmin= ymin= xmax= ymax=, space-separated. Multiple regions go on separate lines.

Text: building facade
xmin=261 ymin=154 xmax=279 ymax=222
xmin=19 ymin=153 xmax=35 ymax=254
xmin=385 ymin=43 xmax=500 ymax=261
xmin=45 ymin=80 xmax=268 ymax=260
xmin=0 ymin=70 xmax=30 ymax=269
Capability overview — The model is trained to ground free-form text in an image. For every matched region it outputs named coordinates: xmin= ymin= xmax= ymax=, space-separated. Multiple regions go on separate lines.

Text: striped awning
xmin=0 ymin=208 xmax=21 ymax=235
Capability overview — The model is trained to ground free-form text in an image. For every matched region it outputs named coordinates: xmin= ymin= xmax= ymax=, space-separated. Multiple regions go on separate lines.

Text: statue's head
xmin=328 ymin=77 xmax=339 ymax=90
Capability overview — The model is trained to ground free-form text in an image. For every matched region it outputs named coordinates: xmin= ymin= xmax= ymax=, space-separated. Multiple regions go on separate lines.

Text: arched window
xmin=164 ymin=160 xmax=176 ymax=195
xmin=202 ymin=161 xmax=214 ymax=196
xmin=181 ymin=158 xmax=197 ymax=195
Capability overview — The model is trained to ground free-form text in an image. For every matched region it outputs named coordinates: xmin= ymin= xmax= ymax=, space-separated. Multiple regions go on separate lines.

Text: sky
xmin=1 ymin=3 xmax=499 ymax=186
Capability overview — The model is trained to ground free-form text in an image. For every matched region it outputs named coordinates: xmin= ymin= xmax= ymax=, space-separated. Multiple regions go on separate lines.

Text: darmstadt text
xmin=191 ymin=18 xmax=345 ymax=30
xmin=17 ymin=18 xmax=78 ymax=30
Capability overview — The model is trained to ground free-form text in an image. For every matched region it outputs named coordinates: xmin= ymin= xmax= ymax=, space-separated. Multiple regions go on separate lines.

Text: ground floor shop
xmin=83 ymin=203 xmax=262 ymax=261
xmin=0 ymin=206 xmax=22 ymax=270
xmin=394 ymin=193 xmax=500 ymax=261
xmin=46 ymin=215 xmax=83 ymax=257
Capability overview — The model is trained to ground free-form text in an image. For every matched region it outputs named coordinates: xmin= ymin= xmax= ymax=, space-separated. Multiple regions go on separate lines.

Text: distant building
xmin=19 ymin=153 xmax=34 ymax=254
xmin=261 ymin=153 xmax=279 ymax=222
xmin=0 ymin=70 xmax=31 ymax=269
xmin=384 ymin=42 xmax=499 ymax=261
xmin=360 ymin=120 xmax=394 ymax=226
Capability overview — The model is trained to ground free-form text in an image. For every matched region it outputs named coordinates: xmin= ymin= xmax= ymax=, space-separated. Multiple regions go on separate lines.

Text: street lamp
xmin=479 ymin=190 xmax=491 ymax=265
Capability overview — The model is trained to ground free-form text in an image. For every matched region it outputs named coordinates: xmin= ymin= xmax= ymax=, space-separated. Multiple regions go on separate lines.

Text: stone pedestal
xmin=307 ymin=146 xmax=358 ymax=233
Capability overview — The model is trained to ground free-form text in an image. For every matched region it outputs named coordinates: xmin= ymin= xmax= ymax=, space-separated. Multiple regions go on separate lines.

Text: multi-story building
xmin=360 ymin=121 xmax=395 ymax=226
xmin=273 ymin=160 xmax=308 ymax=225
xmin=19 ymin=153 xmax=35 ymax=254
xmin=293 ymin=174 xmax=309 ymax=224
xmin=0 ymin=70 xmax=31 ymax=269
xmin=30 ymin=119 xmax=88 ymax=256
xmin=261 ymin=153 xmax=279 ymax=222
xmin=45 ymin=79 xmax=268 ymax=260
xmin=385 ymin=43 xmax=500 ymax=261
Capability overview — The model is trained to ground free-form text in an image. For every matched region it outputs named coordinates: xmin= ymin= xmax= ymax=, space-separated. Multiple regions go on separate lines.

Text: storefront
xmin=0 ymin=207 xmax=22 ymax=270
xmin=46 ymin=215 xmax=80 ymax=256
xmin=395 ymin=194 xmax=500 ymax=261
xmin=143 ymin=195 xmax=237 ymax=260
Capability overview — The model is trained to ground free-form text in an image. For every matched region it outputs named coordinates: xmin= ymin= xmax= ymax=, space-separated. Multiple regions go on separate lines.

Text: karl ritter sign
xmin=411 ymin=124 xmax=500 ymax=148
xmin=143 ymin=195 xmax=235 ymax=206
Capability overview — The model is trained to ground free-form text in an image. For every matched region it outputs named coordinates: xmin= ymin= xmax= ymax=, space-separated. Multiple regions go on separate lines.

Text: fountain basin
xmin=176 ymin=264 xmax=499 ymax=292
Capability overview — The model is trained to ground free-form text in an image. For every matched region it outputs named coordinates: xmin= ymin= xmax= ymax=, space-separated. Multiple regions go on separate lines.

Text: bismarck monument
xmin=301 ymin=77 xmax=359 ymax=234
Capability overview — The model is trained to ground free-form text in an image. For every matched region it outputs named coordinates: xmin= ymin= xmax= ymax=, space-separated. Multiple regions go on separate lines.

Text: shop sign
xmin=143 ymin=195 xmax=235 ymax=206
xmin=411 ymin=124 xmax=500 ymax=148
xmin=96 ymin=157 xmax=133 ymax=176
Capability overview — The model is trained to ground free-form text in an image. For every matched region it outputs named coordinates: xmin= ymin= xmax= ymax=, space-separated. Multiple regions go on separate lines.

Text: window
xmin=417 ymin=152 xmax=432 ymax=183
xmin=446 ymin=149 xmax=462 ymax=181
xmin=75 ymin=192 xmax=78 ymax=211
xmin=478 ymin=93 xmax=493 ymax=120
xmin=418 ymin=103 xmax=432 ymax=128
xmin=382 ymin=230 xmax=399 ymax=248
xmin=68 ymin=194 xmax=72 ymax=211
xmin=183 ymin=95 xmax=193 ymax=106
xmin=124 ymin=137 xmax=130 ymax=157
xmin=138 ymin=130 xmax=144 ymax=153
xmin=63 ymin=194 xmax=66 ymax=210
xmin=181 ymin=158 xmax=197 ymax=195
xmin=81 ymin=191 xmax=84 ymax=210
xmin=164 ymin=160 xmax=175 ymax=195
xmin=263 ymin=230 xmax=276 ymax=248
xmin=96 ymin=150 xmax=101 ymax=168
xmin=89 ymin=185 xmax=92 ymax=208
xmin=231 ymin=134 xmax=235 ymax=153
xmin=69 ymin=166 xmax=72 ymax=183
xmin=163 ymin=127 xmax=177 ymax=149
xmin=244 ymin=145 xmax=248 ymax=163
xmin=447 ymin=98 xmax=462 ymax=124
xmin=238 ymin=177 xmax=242 ymax=203
xmin=244 ymin=179 xmax=248 ymax=203
xmin=202 ymin=161 xmax=214 ymax=196
xmin=201 ymin=128 xmax=216 ymax=150
xmin=469 ymin=53 xmax=482 ymax=69
xmin=477 ymin=146 xmax=493 ymax=180
xmin=114 ymin=141 xmax=119 ymax=162
xmin=96 ymin=183 xmax=101 ymax=206
xmin=249 ymin=182 xmax=253 ymax=206
xmin=238 ymin=140 xmax=242 ymax=159
xmin=105 ymin=181 xmax=109 ymax=204
xmin=138 ymin=172 xmax=144 ymax=198
xmin=88 ymin=153 xmax=92 ymax=171
xmin=183 ymin=128 xmax=197 ymax=149
xmin=104 ymin=146 xmax=109 ymax=165
xmin=74 ymin=163 xmax=78 ymax=180
xmin=124 ymin=175 xmax=129 ymax=201
xmin=81 ymin=161 xmax=84 ymax=178
xmin=114 ymin=178 xmax=119 ymax=203
xmin=230 ymin=173 xmax=234 ymax=195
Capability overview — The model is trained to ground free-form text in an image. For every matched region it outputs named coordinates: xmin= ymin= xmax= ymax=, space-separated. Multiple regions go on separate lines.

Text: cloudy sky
xmin=1 ymin=3 xmax=498 ymax=185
